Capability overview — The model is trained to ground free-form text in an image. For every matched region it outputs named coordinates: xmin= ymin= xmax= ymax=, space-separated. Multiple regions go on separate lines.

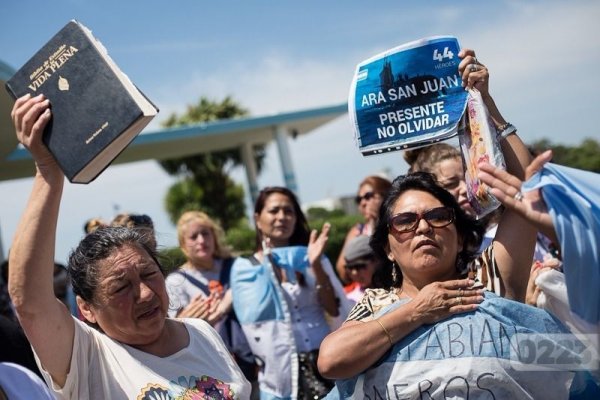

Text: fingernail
xmin=477 ymin=296 xmax=484 ymax=302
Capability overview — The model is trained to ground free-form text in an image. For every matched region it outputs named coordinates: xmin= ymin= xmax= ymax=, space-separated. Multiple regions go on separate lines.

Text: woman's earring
xmin=391 ymin=261 xmax=398 ymax=285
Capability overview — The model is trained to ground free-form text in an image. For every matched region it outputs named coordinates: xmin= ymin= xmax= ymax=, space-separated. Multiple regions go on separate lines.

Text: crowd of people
xmin=1 ymin=47 xmax=598 ymax=400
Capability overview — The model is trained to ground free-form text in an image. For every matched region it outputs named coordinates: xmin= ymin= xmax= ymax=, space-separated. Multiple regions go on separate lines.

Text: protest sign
xmin=349 ymin=36 xmax=467 ymax=155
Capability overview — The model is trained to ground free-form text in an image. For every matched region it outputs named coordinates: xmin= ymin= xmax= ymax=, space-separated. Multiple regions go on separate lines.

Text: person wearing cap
xmin=342 ymin=235 xmax=379 ymax=304
xmin=335 ymin=175 xmax=391 ymax=284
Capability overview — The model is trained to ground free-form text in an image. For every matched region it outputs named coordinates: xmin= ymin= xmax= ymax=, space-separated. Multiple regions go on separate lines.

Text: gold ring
xmin=457 ymin=296 xmax=463 ymax=306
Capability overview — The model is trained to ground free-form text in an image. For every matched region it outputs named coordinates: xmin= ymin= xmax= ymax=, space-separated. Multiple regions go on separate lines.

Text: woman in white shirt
xmin=8 ymin=94 xmax=250 ymax=400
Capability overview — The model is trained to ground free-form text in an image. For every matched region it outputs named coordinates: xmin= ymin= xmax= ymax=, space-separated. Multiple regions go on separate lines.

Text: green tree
xmin=159 ymin=96 xmax=265 ymax=230
xmin=529 ymin=137 xmax=600 ymax=172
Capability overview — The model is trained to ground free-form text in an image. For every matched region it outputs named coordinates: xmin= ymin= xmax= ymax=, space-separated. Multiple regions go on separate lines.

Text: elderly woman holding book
xmin=8 ymin=94 xmax=250 ymax=399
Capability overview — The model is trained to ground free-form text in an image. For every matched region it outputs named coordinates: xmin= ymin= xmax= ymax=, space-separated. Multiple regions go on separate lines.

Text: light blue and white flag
xmin=231 ymin=246 xmax=351 ymax=400
xmin=522 ymin=163 xmax=600 ymax=324
xmin=326 ymin=293 xmax=598 ymax=399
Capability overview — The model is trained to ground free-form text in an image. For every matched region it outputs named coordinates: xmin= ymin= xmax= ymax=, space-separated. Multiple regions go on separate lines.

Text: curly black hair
xmin=68 ymin=226 xmax=163 ymax=305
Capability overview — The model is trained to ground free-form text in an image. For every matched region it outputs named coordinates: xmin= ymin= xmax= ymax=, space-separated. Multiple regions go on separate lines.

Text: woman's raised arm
xmin=8 ymin=94 xmax=75 ymax=387
xmin=459 ymin=48 xmax=537 ymax=301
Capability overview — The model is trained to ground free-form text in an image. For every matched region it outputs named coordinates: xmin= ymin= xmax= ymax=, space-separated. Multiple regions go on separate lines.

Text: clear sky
xmin=1 ymin=0 xmax=599 ymax=263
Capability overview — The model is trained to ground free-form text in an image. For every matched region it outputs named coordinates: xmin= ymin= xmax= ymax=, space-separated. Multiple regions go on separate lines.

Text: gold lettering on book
xmin=86 ymin=122 xmax=109 ymax=144
xmin=28 ymin=45 xmax=79 ymax=92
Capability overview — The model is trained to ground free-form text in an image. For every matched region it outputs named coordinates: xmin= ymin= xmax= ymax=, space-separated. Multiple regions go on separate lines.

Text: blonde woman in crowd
xmin=166 ymin=211 xmax=257 ymax=387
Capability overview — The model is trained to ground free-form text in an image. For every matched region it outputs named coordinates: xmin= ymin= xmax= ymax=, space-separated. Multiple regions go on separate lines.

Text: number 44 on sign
xmin=433 ymin=47 xmax=454 ymax=62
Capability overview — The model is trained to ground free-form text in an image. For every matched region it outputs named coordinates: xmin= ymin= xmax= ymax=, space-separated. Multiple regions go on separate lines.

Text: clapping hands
xmin=307 ymin=222 xmax=330 ymax=266
xmin=176 ymin=290 xmax=226 ymax=326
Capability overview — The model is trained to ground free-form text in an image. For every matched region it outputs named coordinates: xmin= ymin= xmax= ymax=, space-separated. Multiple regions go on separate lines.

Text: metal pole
xmin=274 ymin=125 xmax=299 ymax=196
xmin=240 ymin=142 xmax=259 ymax=204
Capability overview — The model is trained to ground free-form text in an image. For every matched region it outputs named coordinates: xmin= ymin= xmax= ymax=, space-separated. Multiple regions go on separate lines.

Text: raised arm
xmin=459 ymin=49 xmax=537 ymax=301
xmin=308 ymin=223 xmax=340 ymax=317
xmin=7 ymin=94 xmax=75 ymax=387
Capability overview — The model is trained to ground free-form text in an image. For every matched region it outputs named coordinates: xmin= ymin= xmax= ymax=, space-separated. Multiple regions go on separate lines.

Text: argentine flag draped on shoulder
xmin=326 ymin=293 xmax=599 ymax=399
xmin=231 ymin=246 xmax=351 ymax=400
xmin=522 ymin=163 xmax=600 ymax=326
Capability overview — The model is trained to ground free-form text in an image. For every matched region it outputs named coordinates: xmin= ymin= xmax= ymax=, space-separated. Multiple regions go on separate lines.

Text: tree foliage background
xmin=530 ymin=138 xmax=600 ymax=172
xmin=159 ymin=97 xmax=265 ymax=230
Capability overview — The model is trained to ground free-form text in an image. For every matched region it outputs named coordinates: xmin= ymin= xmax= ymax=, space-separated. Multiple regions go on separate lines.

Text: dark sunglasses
xmin=355 ymin=191 xmax=376 ymax=204
xmin=345 ymin=261 xmax=369 ymax=271
xmin=388 ymin=206 xmax=455 ymax=234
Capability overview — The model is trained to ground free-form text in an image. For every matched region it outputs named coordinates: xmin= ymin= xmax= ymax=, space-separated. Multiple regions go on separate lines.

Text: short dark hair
xmin=68 ymin=226 xmax=163 ymax=304
xmin=370 ymin=172 xmax=485 ymax=289
xmin=111 ymin=213 xmax=154 ymax=229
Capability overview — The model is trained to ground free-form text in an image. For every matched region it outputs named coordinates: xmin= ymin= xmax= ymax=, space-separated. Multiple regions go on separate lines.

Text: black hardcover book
xmin=5 ymin=20 xmax=158 ymax=183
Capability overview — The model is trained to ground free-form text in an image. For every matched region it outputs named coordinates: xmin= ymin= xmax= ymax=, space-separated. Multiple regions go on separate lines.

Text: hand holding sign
xmin=349 ymin=36 xmax=468 ymax=155
xmin=458 ymin=48 xmax=489 ymax=91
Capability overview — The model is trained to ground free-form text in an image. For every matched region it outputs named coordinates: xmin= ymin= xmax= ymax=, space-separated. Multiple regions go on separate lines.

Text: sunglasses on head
xmin=355 ymin=191 xmax=376 ymax=204
xmin=388 ymin=206 xmax=455 ymax=234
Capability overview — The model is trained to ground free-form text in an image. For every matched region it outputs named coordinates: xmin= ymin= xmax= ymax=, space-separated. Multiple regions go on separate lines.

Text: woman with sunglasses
xmin=335 ymin=175 xmax=391 ymax=284
xmin=399 ymin=48 xmax=539 ymax=301
xmin=318 ymin=172 xmax=593 ymax=398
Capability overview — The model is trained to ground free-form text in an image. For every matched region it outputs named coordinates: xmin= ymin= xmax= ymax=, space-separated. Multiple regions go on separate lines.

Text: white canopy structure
xmin=0 ymin=59 xmax=347 ymax=261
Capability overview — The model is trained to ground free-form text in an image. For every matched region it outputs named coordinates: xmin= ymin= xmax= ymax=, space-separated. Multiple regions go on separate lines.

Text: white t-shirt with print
xmin=35 ymin=317 xmax=250 ymax=400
